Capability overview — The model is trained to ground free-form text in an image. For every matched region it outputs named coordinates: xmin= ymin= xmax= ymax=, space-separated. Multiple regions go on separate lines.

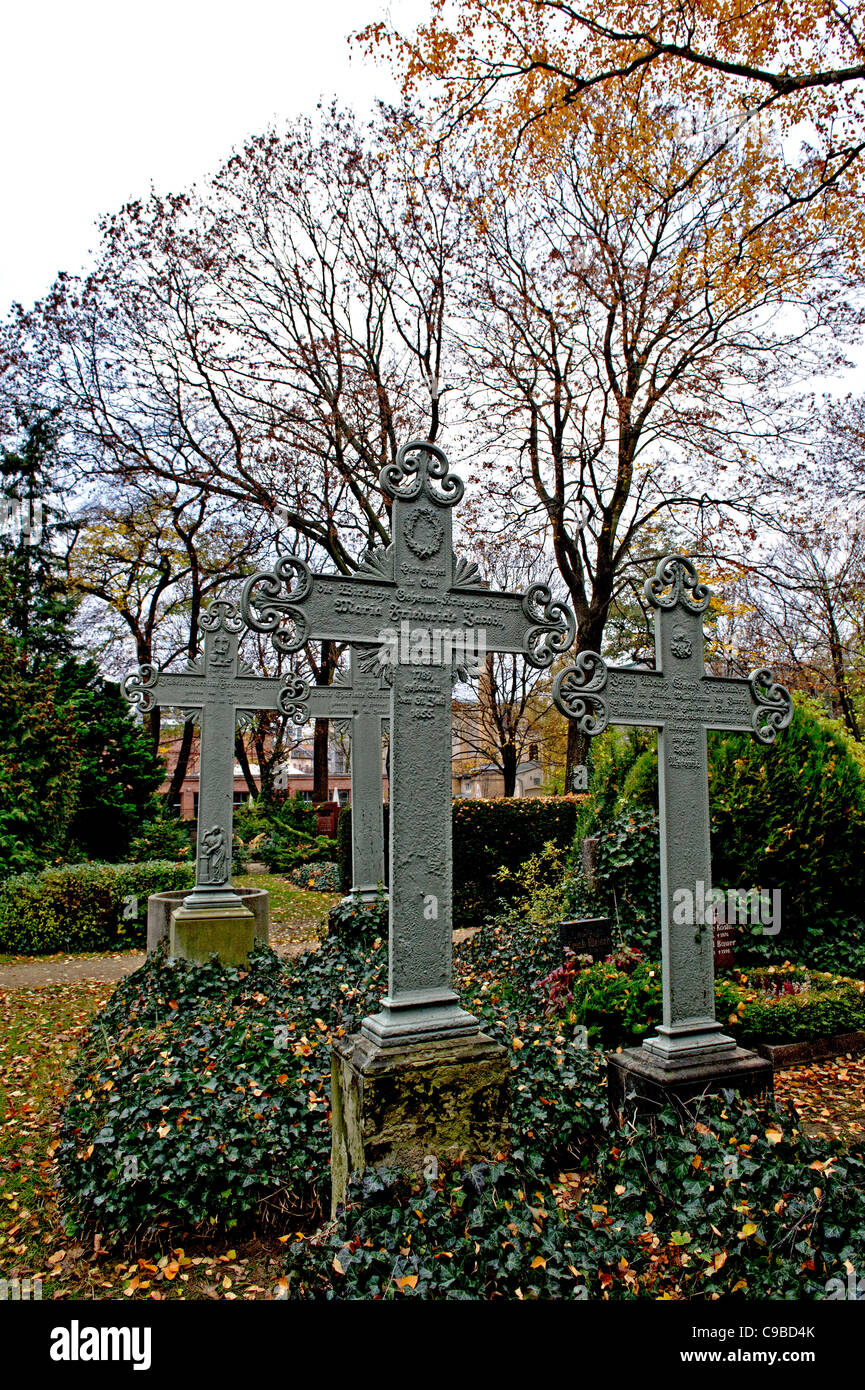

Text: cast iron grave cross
xmin=241 ymin=439 xmax=575 ymax=1046
xmin=123 ymin=598 xmax=308 ymax=913
xmin=295 ymin=645 xmax=389 ymax=901
xmin=553 ymin=555 xmax=792 ymax=1069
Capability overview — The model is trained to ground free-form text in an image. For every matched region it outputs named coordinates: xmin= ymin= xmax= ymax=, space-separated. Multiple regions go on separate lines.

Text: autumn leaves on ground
xmin=1 ymin=880 xmax=863 ymax=1302
xmin=0 ymin=880 xmax=338 ymax=1301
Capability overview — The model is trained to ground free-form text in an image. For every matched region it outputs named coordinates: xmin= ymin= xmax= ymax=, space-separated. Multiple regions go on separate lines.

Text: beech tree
xmin=450 ymin=101 xmax=860 ymax=775
xmin=363 ymin=0 xmax=865 ymax=248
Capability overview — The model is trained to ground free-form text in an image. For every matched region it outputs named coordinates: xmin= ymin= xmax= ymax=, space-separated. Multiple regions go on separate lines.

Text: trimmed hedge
xmin=0 ymin=860 xmax=193 ymax=955
xmin=337 ymin=797 xmax=581 ymax=929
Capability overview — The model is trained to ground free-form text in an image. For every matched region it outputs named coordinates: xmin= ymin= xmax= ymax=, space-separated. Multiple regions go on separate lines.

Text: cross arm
xmin=553 ymin=654 xmax=793 ymax=743
xmin=122 ymin=663 xmax=205 ymax=713
xmin=699 ymin=669 xmax=793 ymax=742
xmin=300 ymin=680 xmax=389 ymax=722
xmin=241 ymin=557 xmax=393 ymax=651
xmin=453 ymin=583 xmax=575 ymax=668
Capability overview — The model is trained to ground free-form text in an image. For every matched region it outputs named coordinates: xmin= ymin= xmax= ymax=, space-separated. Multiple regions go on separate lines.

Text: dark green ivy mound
xmin=57 ymin=928 xmax=387 ymax=1241
xmin=286 ymin=1100 xmax=865 ymax=1301
xmin=58 ymin=905 xmax=865 ymax=1300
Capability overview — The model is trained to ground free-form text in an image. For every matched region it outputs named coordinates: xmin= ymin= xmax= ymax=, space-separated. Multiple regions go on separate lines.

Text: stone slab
xmin=169 ymin=903 xmax=256 ymax=966
xmin=330 ymin=1031 xmax=510 ymax=1214
xmin=148 ymin=887 xmax=268 ymax=953
xmin=756 ymin=1030 xmax=865 ymax=1068
xmin=558 ymin=916 xmax=611 ymax=961
xmin=607 ymin=1045 xmax=774 ymax=1125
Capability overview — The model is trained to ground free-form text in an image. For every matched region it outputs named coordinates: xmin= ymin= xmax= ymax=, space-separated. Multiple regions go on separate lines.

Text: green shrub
xmin=287 ymin=861 xmax=341 ymax=892
xmin=327 ymin=889 xmax=389 ymax=940
xmin=337 ymin=799 xmax=580 ymax=926
xmin=550 ymin=953 xmax=664 ymax=1047
xmin=453 ymin=797 xmax=581 ymax=929
xmin=128 ymin=815 xmax=193 ymax=864
xmin=234 ymin=795 xmax=335 ymax=874
xmin=0 ymin=860 xmax=194 ymax=955
xmin=456 ymin=915 xmax=562 ymax=1014
xmin=565 ymin=810 xmax=661 ymax=955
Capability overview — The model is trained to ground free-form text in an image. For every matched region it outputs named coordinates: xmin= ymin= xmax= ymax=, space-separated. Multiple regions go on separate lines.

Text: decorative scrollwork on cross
xmin=199 ymin=598 xmax=244 ymax=635
xmin=521 ymin=583 xmax=577 ymax=669
xmin=277 ymin=674 xmax=311 ymax=725
xmin=123 ymin=663 xmax=158 ymax=713
xmin=552 ymin=651 xmax=609 ymax=735
xmin=749 ymin=668 xmax=793 ymax=744
xmin=379 ymin=439 xmax=465 ymax=508
xmin=241 ymin=555 xmax=312 ymax=654
xmin=644 ymin=554 xmax=711 ymax=615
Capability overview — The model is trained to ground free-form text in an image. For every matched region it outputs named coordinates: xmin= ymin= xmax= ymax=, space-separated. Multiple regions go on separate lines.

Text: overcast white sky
xmin=0 ymin=0 xmax=428 ymax=312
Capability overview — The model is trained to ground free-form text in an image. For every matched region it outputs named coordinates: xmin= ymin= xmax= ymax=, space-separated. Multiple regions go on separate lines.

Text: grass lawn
xmin=234 ymin=874 xmax=339 ymax=950
xmin=0 ymin=875 xmax=339 ymax=1298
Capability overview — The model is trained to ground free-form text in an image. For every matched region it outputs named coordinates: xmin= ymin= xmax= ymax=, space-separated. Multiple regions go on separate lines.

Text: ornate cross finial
xmin=199 ymin=599 xmax=244 ymax=635
xmin=644 ymin=555 xmax=711 ymax=614
xmin=379 ymin=439 xmax=465 ymax=508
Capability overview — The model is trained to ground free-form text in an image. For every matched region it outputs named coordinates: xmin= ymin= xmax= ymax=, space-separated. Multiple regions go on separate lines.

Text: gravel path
xmin=0 ymin=940 xmax=319 ymax=990
xmin=0 ymin=953 xmax=146 ymax=989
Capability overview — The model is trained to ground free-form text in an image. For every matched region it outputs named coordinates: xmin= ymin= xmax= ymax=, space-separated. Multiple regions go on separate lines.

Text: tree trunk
xmin=826 ymin=608 xmax=861 ymax=740
xmin=311 ymin=640 xmax=337 ymax=803
xmin=502 ymin=742 xmax=518 ymax=797
xmin=313 ymin=719 xmax=330 ymax=803
xmin=235 ymin=734 xmax=259 ymax=797
xmin=149 ymin=705 xmax=162 ymax=756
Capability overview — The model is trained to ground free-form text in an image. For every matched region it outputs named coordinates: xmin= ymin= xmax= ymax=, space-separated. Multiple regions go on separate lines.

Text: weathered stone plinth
xmin=169 ymin=903 xmax=256 ymax=967
xmin=330 ymin=1032 xmax=510 ymax=1214
xmin=149 ymin=888 xmax=269 ymax=954
xmin=607 ymin=1046 xmax=774 ymax=1126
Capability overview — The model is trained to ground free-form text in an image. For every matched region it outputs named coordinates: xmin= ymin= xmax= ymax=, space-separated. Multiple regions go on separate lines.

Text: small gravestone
xmin=558 ymin=916 xmax=611 ymax=961
xmin=580 ymin=835 xmax=600 ymax=891
xmin=123 ymin=599 xmax=303 ymax=965
xmin=553 ymin=555 xmax=792 ymax=1118
xmin=242 ymin=439 xmax=575 ymax=1206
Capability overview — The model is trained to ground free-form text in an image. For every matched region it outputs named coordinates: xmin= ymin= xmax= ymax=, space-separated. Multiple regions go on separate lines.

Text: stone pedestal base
xmin=169 ymin=903 xmax=255 ymax=966
xmin=149 ymin=888 xmax=268 ymax=954
xmin=607 ymin=1045 xmax=774 ymax=1125
xmin=330 ymin=1032 xmax=510 ymax=1215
